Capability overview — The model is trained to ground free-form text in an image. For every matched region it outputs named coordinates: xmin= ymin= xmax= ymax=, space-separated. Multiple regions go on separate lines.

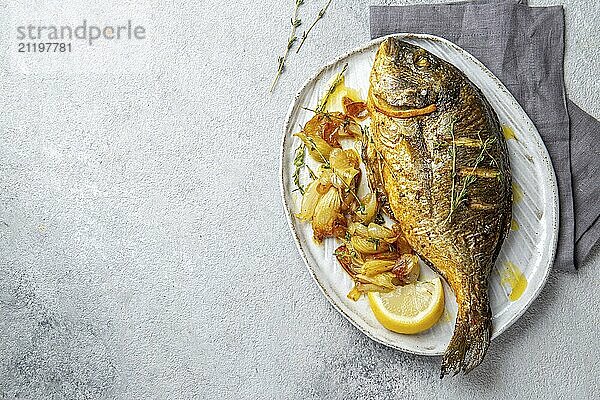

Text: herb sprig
xmin=292 ymin=143 xmax=316 ymax=194
xmin=316 ymin=63 xmax=347 ymax=113
xmin=270 ymin=0 xmax=304 ymax=92
xmin=292 ymin=144 xmax=307 ymax=194
xmin=445 ymin=129 xmax=497 ymax=223
xmin=296 ymin=0 xmax=334 ymax=54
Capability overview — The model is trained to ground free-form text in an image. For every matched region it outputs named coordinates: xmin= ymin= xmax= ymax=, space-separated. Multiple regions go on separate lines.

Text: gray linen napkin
xmin=370 ymin=0 xmax=600 ymax=270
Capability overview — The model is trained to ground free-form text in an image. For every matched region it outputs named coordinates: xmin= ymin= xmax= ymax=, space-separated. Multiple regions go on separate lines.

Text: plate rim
xmin=279 ymin=33 xmax=558 ymax=356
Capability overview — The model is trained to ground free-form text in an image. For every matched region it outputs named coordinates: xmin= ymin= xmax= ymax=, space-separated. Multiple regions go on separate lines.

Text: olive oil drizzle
xmin=500 ymin=261 xmax=527 ymax=301
xmin=501 ymin=125 xmax=517 ymax=140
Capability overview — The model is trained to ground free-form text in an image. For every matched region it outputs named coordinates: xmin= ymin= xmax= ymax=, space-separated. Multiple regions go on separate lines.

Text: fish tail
xmin=441 ymin=277 xmax=492 ymax=377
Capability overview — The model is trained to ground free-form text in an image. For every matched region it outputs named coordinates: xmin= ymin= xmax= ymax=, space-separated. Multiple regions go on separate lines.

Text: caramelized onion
xmin=330 ymin=148 xmax=359 ymax=188
xmin=342 ymin=96 xmax=368 ymax=120
xmin=296 ymin=180 xmax=322 ymax=221
xmin=312 ymin=187 xmax=343 ymax=241
xmin=348 ymin=222 xmax=369 ymax=237
xmin=356 ymin=193 xmax=377 ymax=224
xmin=392 ymin=254 xmax=421 ymax=285
xmin=295 ymin=132 xmax=335 ymax=162
xmin=350 ymin=235 xmax=389 ymax=254
xmin=367 ymin=222 xmax=397 ymax=242
xmin=359 ymin=260 xmax=396 ymax=276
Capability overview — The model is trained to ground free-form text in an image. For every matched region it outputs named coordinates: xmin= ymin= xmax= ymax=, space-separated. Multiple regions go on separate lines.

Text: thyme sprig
xmin=301 ymin=107 xmax=345 ymax=120
xmin=480 ymin=132 xmax=503 ymax=181
xmin=292 ymin=144 xmax=307 ymax=194
xmin=292 ymin=141 xmax=317 ymax=195
xmin=270 ymin=0 xmax=304 ymax=92
xmin=316 ymin=63 xmax=347 ymax=113
xmin=296 ymin=0 xmax=334 ymax=53
xmin=445 ymin=130 xmax=497 ymax=223
xmin=446 ymin=122 xmax=458 ymax=221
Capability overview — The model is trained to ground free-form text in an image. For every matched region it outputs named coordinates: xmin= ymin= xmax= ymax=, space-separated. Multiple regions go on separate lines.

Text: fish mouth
xmin=369 ymin=91 xmax=437 ymax=118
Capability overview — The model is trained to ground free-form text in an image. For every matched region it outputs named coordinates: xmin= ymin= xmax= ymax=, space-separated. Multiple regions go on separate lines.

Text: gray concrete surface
xmin=0 ymin=0 xmax=598 ymax=399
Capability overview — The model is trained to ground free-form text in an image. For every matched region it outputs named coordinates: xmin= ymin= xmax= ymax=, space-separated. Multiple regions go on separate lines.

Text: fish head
xmin=370 ymin=38 xmax=459 ymax=115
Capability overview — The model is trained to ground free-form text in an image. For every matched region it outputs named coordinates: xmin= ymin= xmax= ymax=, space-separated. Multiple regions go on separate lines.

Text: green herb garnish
xmin=445 ymin=127 xmax=497 ymax=223
xmin=316 ymin=63 xmax=347 ymax=113
xmin=270 ymin=0 xmax=304 ymax=92
xmin=292 ymin=143 xmax=307 ymax=194
xmin=296 ymin=0 xmax=334 ymax=54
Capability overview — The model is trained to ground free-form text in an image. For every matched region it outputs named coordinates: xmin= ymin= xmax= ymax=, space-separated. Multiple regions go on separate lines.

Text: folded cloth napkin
xmin=370 ymin=0 xmax=600 ymax=270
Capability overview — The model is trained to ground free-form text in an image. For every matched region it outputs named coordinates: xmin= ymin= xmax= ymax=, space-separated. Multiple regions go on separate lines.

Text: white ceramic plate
xmin=280 ymin=34 xmax=558 ymax=355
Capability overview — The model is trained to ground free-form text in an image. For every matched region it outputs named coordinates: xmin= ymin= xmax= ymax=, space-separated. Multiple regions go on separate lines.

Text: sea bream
xmin=365 ymin=38 xmax=512 ymax=376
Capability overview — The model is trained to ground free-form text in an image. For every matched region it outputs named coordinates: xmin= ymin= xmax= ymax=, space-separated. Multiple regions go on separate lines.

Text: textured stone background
xmin=0 ymin=0 xmax=598 ymax=399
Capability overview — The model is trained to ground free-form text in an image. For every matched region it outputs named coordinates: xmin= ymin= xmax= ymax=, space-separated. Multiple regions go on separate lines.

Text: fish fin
xmin=491 ymin=130 xmax=512 ymax=260
xmin=362 ymin=132 xmax=395 ymax=218
xmin=441 ymin=278 xmax=492 ymax=377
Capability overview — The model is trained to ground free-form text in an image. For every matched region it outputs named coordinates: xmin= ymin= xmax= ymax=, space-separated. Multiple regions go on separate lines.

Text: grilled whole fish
xmin=365 ymin=38 xmax=512 ymax=376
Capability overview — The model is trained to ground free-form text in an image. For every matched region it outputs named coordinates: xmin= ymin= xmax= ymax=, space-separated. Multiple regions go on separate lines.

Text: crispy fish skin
xmin=366 ymin=38 xmax=512 ymax=376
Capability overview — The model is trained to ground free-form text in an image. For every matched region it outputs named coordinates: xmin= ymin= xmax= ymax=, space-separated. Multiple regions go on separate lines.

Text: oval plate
xmin=280 ymin=34 xmax=558 ymax=355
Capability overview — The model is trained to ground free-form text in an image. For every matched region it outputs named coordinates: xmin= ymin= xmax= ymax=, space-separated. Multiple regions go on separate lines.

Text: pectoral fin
xmin=363 ymin=136 xmax=395 ymax=219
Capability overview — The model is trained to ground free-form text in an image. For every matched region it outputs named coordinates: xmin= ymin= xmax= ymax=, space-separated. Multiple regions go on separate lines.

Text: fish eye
xmin=414 ymin=55 xmax=430 ymax=68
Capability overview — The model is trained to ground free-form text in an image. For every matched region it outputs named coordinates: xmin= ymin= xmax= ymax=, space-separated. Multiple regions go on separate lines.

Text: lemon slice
xmin=368 ymin=278 xmax=445 ymax=334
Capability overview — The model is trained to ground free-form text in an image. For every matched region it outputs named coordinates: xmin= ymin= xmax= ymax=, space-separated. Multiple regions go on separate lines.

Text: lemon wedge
xmin=368 ymin=278 xmax=445 ymax=334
